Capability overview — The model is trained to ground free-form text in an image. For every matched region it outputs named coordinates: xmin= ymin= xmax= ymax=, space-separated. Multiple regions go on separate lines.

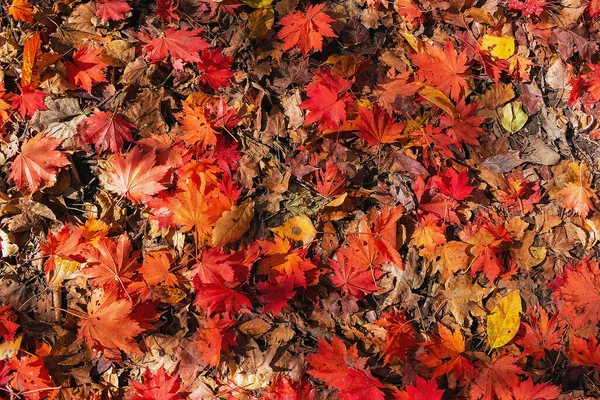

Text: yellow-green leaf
xmin=487 ymin=290 xmax=522 ymax=349
xmin=241 ymin=0 xmax=273 ymax=8
xmin=500 ymin=101 xmax=528 ymax=133
xmin=481 ymin=34 xmax=515 ymax=60
xmin=246 ymin=7 xmax=275 ymax=39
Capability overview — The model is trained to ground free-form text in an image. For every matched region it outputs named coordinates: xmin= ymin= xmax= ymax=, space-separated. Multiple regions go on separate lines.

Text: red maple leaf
xmin=194 ymin=313 xmax=236 ymax=367
xmin=306 ymin=336 xmax=385 ymax=400
xmin=411 ymin=41 xmax=471 ymax=101
xmin=101 ymin=147 xmax=169 ymax=203
xmin=79 ymin=234 xmax=139 ymax=293
xmin=470 ymin=355 xmax=524 ymax=400
xmin=96 ymin=0 xmax=131 ymax=22
xmin=143 ymin=28 xmax=210 ymax=64
xmin=553 ymin=258 xmax=600 ymax=329
xmin=130 ymin=365 xmax=183 ymax=400
xmin=375 ymin=71 xmax=419 ymax=113
xmin=10 ymin=84 xmax=46 ymax=118
xmin=9 ymin=133 xmax=70 ymax=194
xmin=438 ymin=99 xmax=485 ymax=147
xmin=299 ymin=70 xmax=353 ymax=130
xmin=0 ymin=305 xmax=18 ymax=342
xmin=430 ymin=169 xmax=475 ymax=202
xmin=511 ymin=378 xmax=561 ymax=400
xmin=516 ymin=307 xmax=565 ymax=361
xmin=373 ymin=205 xmax=404 ymax=269
xmin=276 ymin=3 xmax=338 ymax=56
xmin=395 ymin=377 xmax=444 ymax=400
xmin=354 ymin=104 xmax=406 ymax=146
xmin=197 ymin=48 xmax=234 ymax=91
xmin=315 ymin=159 xmax=348 ymax=198
xmin=376 ymin=309 xmax=417 ymax=363
xmin=569 ymin=334 xmax=600 ymax=370
xmin=76 ymin=288 xmax=143 ymax=359
xmin=263 ymin=376 xmax=315 ymax=400
xmin=7 ymin=355 xmax=58 ymax=400
xmin=65 ymin=47 xmax=108 ymax=92
xmin=257 ymin=279 xmax=296 ymax=315
xmin=39 ymin=225 xmax=85 ymax=273
xmin=194 ymin=282 xmax=252 ymax=317
xmin=330 ymin=252 xmax=380 ymax=299
xmin=422 ymin=323 xmax=473 ymax=379
xmin=78 ymin=111 xmax=135 ymax=153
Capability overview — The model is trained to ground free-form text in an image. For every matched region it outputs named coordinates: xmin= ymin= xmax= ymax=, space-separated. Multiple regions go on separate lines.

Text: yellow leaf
xmin=500 ymin=101 xmax=528 ymax=133
xmin=270 ymin=215 xmax=316 ymax=245
xmin=212 ymin=200 xmax=255 ymax=247
xmin=487 ymin=290 xmax=522 ymax=349
xmin=481 ymin=34 xmax=515 ymax=60
xmin=418 ymin=86 xmax=458 ymax=118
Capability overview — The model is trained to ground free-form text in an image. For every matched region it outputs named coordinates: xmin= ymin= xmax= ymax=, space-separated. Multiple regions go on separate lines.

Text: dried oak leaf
xmin=9 ymin=133 xmax=70 ymax=194
xmin=101 ymin=147 xmax=168 ymax=203
xmin=276 ymin=3 xmax=337 ymax=56
xmin=77 ymin=288 xmax=143 ymax=359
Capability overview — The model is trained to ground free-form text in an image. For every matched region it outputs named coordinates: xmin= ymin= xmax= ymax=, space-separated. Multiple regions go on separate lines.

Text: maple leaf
xmin=197 ymin=48 xmax=234 ymax=91
xmin=354 ymin=104 xmax=405 ymax=146
xmin=438 ymin=99 xmax=485 ymax=147
xmin=194 ymin=313 xmax=236 ymax=367
xmin=96 ymin=0 xmax=131 ymax=22
xmin=143 ymin=28 xmax=210 ymax=64
xmin=194 ymin=281 xmax=252 ymax=317
xmin=569 ymin=334 xmax=600 ymax=370
xmin=40 ymin=225 xmax=85 ymax=273
xmin=65 ymin=47 xmax=108 ymax=93
xmin=79 ymin=234 xmax=139 ymax=293
xmin=101 ymin=147 xmax=169 ymax=203
xmin=412 ymin=41 xmax=471 ymax=101
xmin=77 ymin=288 xmax=143 ymax=359
xmin=558 ymin=162 xmax=598 ymax=218
xmin=177 ymin=102 xmax=218 ymax=148
xmin=7 ymin=355 xmax=58 ymax=400
xmin=431 ymin=169 xmax=475 ymax=201
xmin=411 ymin=214 xmax=447 ymax=254
xmin=516 ymin=307 xmax=565 ymax=361
xmin=376 ymin=309 xmax=417 ymax=363
xmin=257 ymin=279 xmax=296 ymax=315
xmin=9 ymin=133 xmax=70 ymax=194
xmin=191 ymin=247 xmax=238 ymax=284
xmin=263 ymin=376 xmax=315 ymax=400
xmin=395 ymin=377 xmax=444 ymax=400
xmin=315 ymin=159 xmax=348 ymax=198
xmin=155 ymin=0 xmax=179 ymax=21
xmin=8 ymin=0 xmax=33 ymax=22
xmin=330 ymin=252 xmax=381 ymax=299
xmin=508 ymin=0 xmax=547 ymax=16
xmin=276 ymin=3 xmax=338 ymax=56
xmin=256 ymin=235 xmax=318 ymax=288
xmin=0 ymin=305 xmax=18 ymax=342
xmin=138 ymin=250 xmax=179 ymax=288
xmin=470 ymin=355 xmax=524 ymax=400
xmin=78 ymin=111 xmax=135 ymax=153
xmin=553 ymin=258 xmax=600 ymax=329
xmin=299 ymin=70 xmax=353 ymax=130
xmin=372 ymin=205 xmax=404 ymax=269
xmin=375 ymin=71 xmax=419 ymax=113
xmin=10 ymin=84 xmax=46 ymax=119
xmin=511 ymin=378 xmax=561 ymax=400
xmin=307 ymin=336 xmax=385 ymax=400
xmin=422 ymin=323 xmax=473 ymax=379
xmin=130 ymin=366 xmax=183 ymax=400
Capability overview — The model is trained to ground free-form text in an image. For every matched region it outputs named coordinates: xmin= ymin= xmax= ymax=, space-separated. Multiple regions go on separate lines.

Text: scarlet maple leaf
xmin=263 ymin=376 xmax=315 ymax=400
xmin=197 ymin=48 xmax=234 ymax=91
xmin=569 ymin=334 xmax=600 ymax=370
xmin=411 ymin=41 xmax=471 ymax=101
xmin=354 ymin=104 xmax=405 ymax=146
xmin=101 ymin=147 xmax=169 ymax=203
xmin=96 ymin=0 xmax=131 ymax=22
xmin=315 ymin=159 xmax=348 ymax=198
xmin=470 ymin=354 xmax=524 ymax=400
xmin=78 ymin=111 xmax=135 ymax=153
xmin=65 ymin=47 xmax=108 ymax=92
xmin=130 ymin=365 xmax=183 ymax=400
xmin=373 ymin=205 xmax=404 ymax=269
xmin=376 ymin=310 xmax=417 ymax=363
xmin=431 ymin=168 xmax=474 ymax=201
xmin=511 ymin=378 xmax=561 ymax=400
xmin=9 ymin=133 xmax=70 ymax=194
xmin=7 ymin=355 xmax=58 ymax=400
xmin=79 ymin=234 xmax=139 ymax=293
xmin=395 ymin=377 xmax=444 ymax=400
xmin=330 ymin=253 xmax=380 ymax=299
xmin=553 ymin=258 xmax=600 ymax=329
xmin=191 ymin=248 xmax=240 ymax=284
xmin=422 ymin=323 xmax=473 ymax=379
xmin=0 ymin=305 xmax=18 ymax=342
xmin=300 ymin=71 xmax=353 ymax=130
xmin=195 ymin=313 xmax=235 ymax=367
xmin=438 ymin=99 xmax=485 ymax=147
xmin=177 ymin=102 xmax=219 ymax=148
xmin=143 ymin=28 xmax=210 ymax=64
xmin=516 ymin=307 xmax=565 ymax=361
xmin=77 ymin=288 xmax=143 ymax=359
xmin=276 ymin=3 xmax=338 ymax=56
xmin=307 ymin=336 xmax=385 ymax=400
xmin=194 ymin=281 xmax=252 ymax=316
xmin=8 ymin=0 xmax=33 ymax=22
xmin=10 ymin=84 xmax=46 ymax=118
xmin=257 ymin=279 xmax=296 ymax=315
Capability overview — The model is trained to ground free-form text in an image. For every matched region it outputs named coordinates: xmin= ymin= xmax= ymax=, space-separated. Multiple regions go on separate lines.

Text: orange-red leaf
xmin=8 ymin=0 xmax=33 ymax=22
xmin=78 ymin=111 xmax=135 ymax=153
xmin=276 ymin=3 xmax=337 ymax=56
xmin=65 ymin=47 xmax=108 ymax=93
xmin=354 ymin=104 xmax=405 ymax=146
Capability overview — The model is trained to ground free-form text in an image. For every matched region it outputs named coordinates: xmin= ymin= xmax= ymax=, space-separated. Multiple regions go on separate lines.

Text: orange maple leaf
xmin=101 ymin=147 xmax=169 ymax=203
xmin=276 ymin=3 xmax=338 ymax=56
xmin=177 ymin=102 xmax=218 ymax=148
xmin=354 ymin=104 xmax=406 ymax=146
xmin=65 ymin=47 xmax=108 ymax=93
xmin=422 ymin=323 xmax=472 ymax=379
xmin=256 ymin=235 xmax=318 ymax=288
xmin=76 ymin=288 xmax=143 ymax=359
xmin=8 ymin=0 xmax=33 ymax=22
xmin=569 ymin=334 xmax=600 ymax=370
xmin=470 ymin=355 xmax=523 ymax=400
xmin=559 ymin=162 xmax=598 ymax=218
xmin=9 ymin=133 xmax=70 ymax=194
